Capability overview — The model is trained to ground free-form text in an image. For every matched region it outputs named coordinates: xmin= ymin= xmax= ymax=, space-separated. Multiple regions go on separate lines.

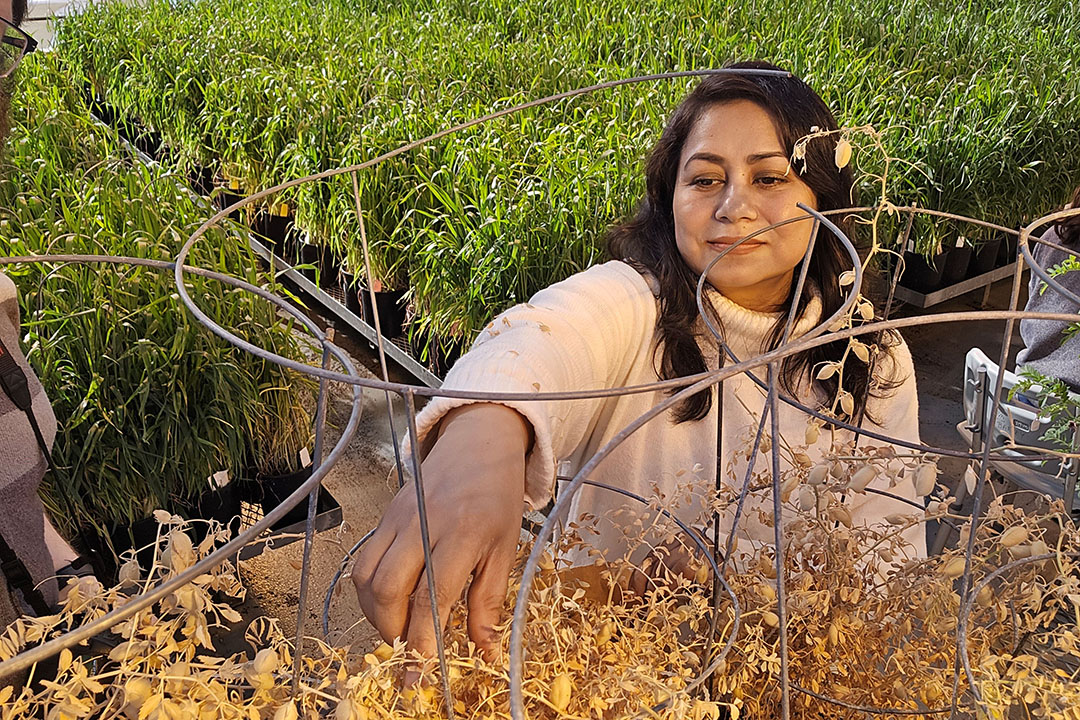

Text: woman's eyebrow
xmin=683 ymin=150 xmax=788 ymax=169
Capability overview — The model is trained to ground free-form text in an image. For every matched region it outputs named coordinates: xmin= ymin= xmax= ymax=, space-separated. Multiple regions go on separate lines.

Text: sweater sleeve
xmin=848 ymin=335 xmax=928 ymax=557
xmin=405 ymin=261 xmax=658 ymax=509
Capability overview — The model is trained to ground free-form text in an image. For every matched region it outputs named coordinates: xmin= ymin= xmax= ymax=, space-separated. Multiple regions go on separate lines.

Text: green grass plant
xmin=50 ymin=0 xmax=1080 ymax=355
xmin=0 ymin=54 xmax=314 ymax=542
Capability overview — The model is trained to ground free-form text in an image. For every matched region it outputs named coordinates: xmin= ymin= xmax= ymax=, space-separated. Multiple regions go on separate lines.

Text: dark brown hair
xmin=12 ymin=0 xmax=26 ymax=25
xmin=1056 ymin=185 xmax=1080 ymax=246
xmin=608 ymin=60 xmax=898 ymax=423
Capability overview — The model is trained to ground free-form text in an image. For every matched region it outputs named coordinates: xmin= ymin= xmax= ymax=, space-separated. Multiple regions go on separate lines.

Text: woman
xmin=1017 ymin=185 xmax=1080 ymax=392
xmin=353 ymin=61 xmax=924 ymax=661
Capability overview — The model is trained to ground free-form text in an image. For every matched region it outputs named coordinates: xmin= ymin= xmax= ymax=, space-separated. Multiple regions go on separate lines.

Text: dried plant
xmin=2 ymin=472 xmax=1077 ymax=720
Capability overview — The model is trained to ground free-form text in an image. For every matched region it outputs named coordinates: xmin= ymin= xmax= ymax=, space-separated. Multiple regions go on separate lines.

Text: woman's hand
xmin=352 ymin=403 xmax=531 ymax=666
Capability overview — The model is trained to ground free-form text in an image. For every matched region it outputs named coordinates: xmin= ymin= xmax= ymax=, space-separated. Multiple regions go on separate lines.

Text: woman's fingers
xmin=404 ymin=540 xmax=479 ymax=682
xmin=358 ymin=527 xmax=431 ymax=645
xmin=465 ymin=542 xmax=517 ymax=658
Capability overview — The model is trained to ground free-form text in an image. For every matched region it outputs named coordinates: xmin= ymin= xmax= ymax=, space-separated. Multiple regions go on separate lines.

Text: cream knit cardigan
xmin=411 ymin=260 xmax=926 ymax=560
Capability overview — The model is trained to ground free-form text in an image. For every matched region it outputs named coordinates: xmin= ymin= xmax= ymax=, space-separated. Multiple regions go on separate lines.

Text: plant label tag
xmin=210 ymin=470 xmax=231 ymax=489
xmin=300 ymin=447 xmax=312 ymax=468
xmin=956 ymin=235 xmax=966 ymax=248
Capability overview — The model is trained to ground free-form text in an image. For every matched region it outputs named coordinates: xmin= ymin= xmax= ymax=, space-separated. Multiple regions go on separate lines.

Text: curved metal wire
xmin=0 ymin=254 xmax=365 ymax=680
xmin=2 ymin=68 xmax=1078 ymax=720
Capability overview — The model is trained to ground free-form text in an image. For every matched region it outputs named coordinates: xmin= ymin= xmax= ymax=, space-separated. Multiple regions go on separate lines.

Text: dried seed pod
xmin=792 ymin=451 xmax=813 ymax=468
xmin=877 ymin=547 xmax=894 ymax=563
xmin=808 ymin=463 xmax=829 ymax=486
xmin=816 ymin=362 xmax=839 ymax=380
xmin=798 ymin=485 xmax=816 ymax=512
xmin=914 ymin=463 xmax=937 ymax=496
xmin=372 ymin=642 xmax=393 ymax=662
xmin=118 ymin=559 xmax=141 ymax=589
xmin=694 ymin=562 xmax=710 ymax=585
xmin=804 ymin=422 xmax=820 ymax=445
xmin=274 ymin=701 xmax=299 ymax=720
xmin=335 ymin=699 xmax=366 ymax=720
xmin=762 ymin=611 xmax=780 ymax=627
xmin=839 ymin=391 xmax=855 ymax=416
xmin=975 ymin=585 xmax=993 ymax=608
xmin=1029 ymin=539 xmax=1050 ymax=557
xmin=834 ymin=138 xmax=853 ymax=169
xmin=758 ymin=583 xmax=777 ymax=602
xmin=850 ymin=341 xmax=870 ymax=363
xmin=827 ymin=621 xmax=839 ymax=647
xmin=998 ymin=526 xmax=1029 ymax=548
xmin=828 ymin=505 xmax=853 ymax=528
xmin=594 ymin=621 xmax=613 ymax=646
xmin=922 ymin=681 xmax=944 ymax=705
xmin=759 ymin=433 xmax=772 ymax=454
xmin=858 ymin=299 xmax=875 ymax=321
xmin=847 ymin=465 xmax=876 ymax=492
xmin=829 ymin=462 xmax=846 ymax=479
xmin=1007 ymin=543 xmax=1032 ymax=559
xmin=252 ymin=648 xmax=280 ymax=675
xmin=548 ymin=672 xmax=572 ymax=712
xmin=892 ymin=678 xmax=909 ymax=701
xmin=779 ymin=475 xmax=801 ymax=503
xmin=885 ymin=513 xmax=909 ymax=526
xmin=941 ymin=557 xmax=967 ymax=578
xmin=817 ymin=490 xmax=831 ymax=513
xmin=123 ymin=678 xmax=153 ymax=711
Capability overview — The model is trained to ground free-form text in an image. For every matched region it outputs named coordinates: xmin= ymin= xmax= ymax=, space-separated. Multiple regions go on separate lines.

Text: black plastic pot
xmin=214 ymin=187 xmax=244 ymax=222
xmin=899 ymin=248 xmax=948 ymax=293
xmin=134 ymin=130 xmax=163 ymax=160
xmin=316 ymin=249 xmax=342 ymax=291
xmin=189 ymin=166 xmax=216 ymax=198
xmin=345 ymin=286 xmax=408 ymax=339
xmin=88 ymin=464 xmax=330 ymax=581
xmin=998 ymin=233 xmax=1019 ymax=267
xmin=942 ymin=239 xmax=973 ymax=285
xmin=294 ymin=242 xmax=322 ymax=282
xmin=408 ymin=330 xmax=465 ymax=377
xmin=239 ymin=465 xmax=323 ymax=530
xmin=250 ymin=210 xmax=292 ymax=256
xmin=92 ymin=483 xmax=243 ymax=582
xmin=969 ymin=235 xmax=1003 ymax=277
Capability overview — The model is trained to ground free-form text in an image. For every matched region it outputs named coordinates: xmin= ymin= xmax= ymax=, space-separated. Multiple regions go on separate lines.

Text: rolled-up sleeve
xmin=404 ymin=261 xmax=657 ymax=509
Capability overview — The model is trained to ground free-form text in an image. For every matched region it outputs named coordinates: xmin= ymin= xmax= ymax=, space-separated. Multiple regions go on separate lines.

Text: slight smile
xmin=707 ymin=237 xmax=766 ymax=255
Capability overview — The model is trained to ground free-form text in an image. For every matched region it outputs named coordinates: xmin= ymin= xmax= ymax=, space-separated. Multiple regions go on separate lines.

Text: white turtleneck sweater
xmin=410 ymin=260 xmax=926 ymax=560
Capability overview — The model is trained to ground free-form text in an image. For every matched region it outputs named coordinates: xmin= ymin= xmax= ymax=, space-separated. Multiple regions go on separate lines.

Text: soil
xmin=234 ymin=326 xmax=412 ymax=655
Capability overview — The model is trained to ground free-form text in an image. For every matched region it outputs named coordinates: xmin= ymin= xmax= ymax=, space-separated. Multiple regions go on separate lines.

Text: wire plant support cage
xmin=1 ymin=68 xmax=1079 ymax=719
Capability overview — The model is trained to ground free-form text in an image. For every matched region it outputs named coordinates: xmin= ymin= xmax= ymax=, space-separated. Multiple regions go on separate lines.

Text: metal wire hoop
xmin=0 ymin=66 xmax=1076 ymax=720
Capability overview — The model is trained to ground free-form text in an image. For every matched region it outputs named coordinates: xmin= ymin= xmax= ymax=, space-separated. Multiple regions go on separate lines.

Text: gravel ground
xmin=233 ymin=272 xmax=1033 ymax=654
xmin=233 ymin=327 xmax=408 ymax=654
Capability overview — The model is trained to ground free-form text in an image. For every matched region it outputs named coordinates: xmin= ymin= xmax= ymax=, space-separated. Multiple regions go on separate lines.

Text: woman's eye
xmin=692 ymin=177 xmax=722 ymax=187
xmin=757 ymin=175 xmax=787 ymax=186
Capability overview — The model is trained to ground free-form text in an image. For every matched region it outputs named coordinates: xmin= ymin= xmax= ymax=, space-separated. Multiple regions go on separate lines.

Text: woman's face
xmin=672 ymin=100 xmax=818 ymax=313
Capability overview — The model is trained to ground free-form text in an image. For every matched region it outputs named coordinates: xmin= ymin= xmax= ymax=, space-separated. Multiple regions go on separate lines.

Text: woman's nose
xmin=714 ymin=179 xmax=755 ymax=222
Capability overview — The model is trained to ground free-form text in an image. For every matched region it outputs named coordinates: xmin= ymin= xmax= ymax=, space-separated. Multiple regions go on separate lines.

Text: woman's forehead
xmin=681 ymin=101 xmax=786 ymax=162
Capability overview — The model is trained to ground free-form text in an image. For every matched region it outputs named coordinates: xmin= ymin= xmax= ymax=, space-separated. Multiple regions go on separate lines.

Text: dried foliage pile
xmin=0 ymin=485 xmax=1077 ymax=719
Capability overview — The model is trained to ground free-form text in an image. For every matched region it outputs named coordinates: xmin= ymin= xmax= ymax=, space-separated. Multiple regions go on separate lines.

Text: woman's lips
xmin=707 ymin=237 xmax=765 ymax=254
